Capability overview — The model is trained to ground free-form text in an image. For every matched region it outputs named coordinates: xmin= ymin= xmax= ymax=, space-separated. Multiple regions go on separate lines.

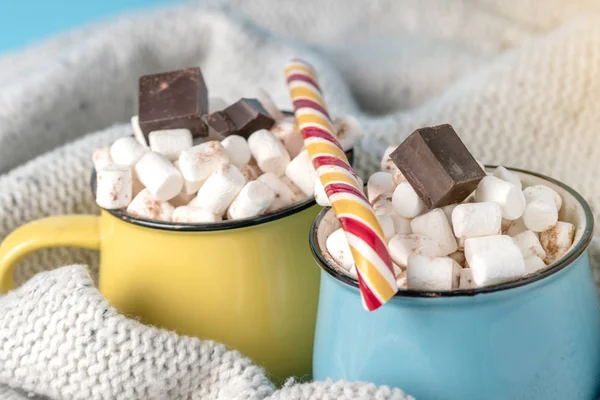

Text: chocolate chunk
xmin=390 ymin=124 xmax=485 ymax=208
xmin=138 ymin=67 xmax=208 ymax=138
xmin=205 ymin=98 xmax=275 ymax=139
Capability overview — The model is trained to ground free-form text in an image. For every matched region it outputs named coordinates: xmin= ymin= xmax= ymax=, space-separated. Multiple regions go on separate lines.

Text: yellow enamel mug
xmin=0 ymin=172 xmax=326 ymax=381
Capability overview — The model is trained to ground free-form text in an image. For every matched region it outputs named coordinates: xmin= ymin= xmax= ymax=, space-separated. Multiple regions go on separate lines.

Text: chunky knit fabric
xmin=0 ymin=0 xmax=599 ymax=398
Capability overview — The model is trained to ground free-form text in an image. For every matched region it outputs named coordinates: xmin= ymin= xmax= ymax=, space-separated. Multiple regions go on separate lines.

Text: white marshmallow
xmin=406 ymin=255 xmax=460 ymax=291
xmin=209 ymin=97 xmax=228 ymax=113
xmin=388 ymin=233 xmax=441 ymax=267
xmin=173 ymin=206 xmax=222 ymax=223
xmin=221 ymin=135 xmax=252 ymax=167
xmin=130 ymin=115 xmax=148 ymax=147
xmin=285 ymin=150 xmax=316 ymax=196
xmin=512 ymin=230 xmax=546 ymax=260
xmin=191 ymin=164 xmax=245 ymax=216
xmin=227 ymin=180 xmax=275 ymax=220
xmin=127 ymin=189 xmax=175 ymax=221
xmin=475 ymin=176 xmax=526 ymax=220
xmin=256 ymin=89 xmax=285 ymax=121
xmin=178 ymin=141 xmax=229 ymax=182
xmin=522 ymin=186 xmax=559 ymax=232
xmin=457 ymin=236 xmax=466 ymax=251
xmin=240 ymin=163 xmax=262 ymax=182
xmin=169 ymin=191 xmax=196 ymax=207
xmin=464 ymin=235 xmax=525 ymax=286
xmin=148 ymin=129 xmax=193 ymax=161
xmin=173 ymin=160 xmax=204 ymax=195
xmin=95 ymin=165 xmax=132 ymax=209
xmin=524 ymin=256 xmax=547 ymax=274
xmin=377 ymin=215 xmax=396 ymax=242
xmin=333 ymin=115 xmax=363 ymax=150
xmin=367 ymin=172 xmax=395 ymax=203
xmin=504 ymin=218 xmax=528 ymax=237
xmin=257 ymin=173 xmax=296 ymax=211
xmin=539 ymin=221 xmax=575 ymax=265
xmin=390 ymin=215 xmax=412 ymax=235
xmin=392 ymin=169 xmax=407 ymax=185
xmin=271 ymin=118 xmax=304 ymax=158
xmin=248 ymin=129 xmax=291 ymax=176
xmin=449 ymin=251 xmax=466 ymax=267
xmin=411 ymin=209 xmax=457 ymax=256
xmin=135 ymin=152 xmax=183 ymax=201
xmin=392 ymin=182 xmax=426 ymax=219
xmin=380 ymin=145 xmax=397 ymax=173
xmin=396 ymin=269 xmax=408 ymax=289
xmin=524 ymin=184 xmax=562 ymax=210
xmin=451 ymin=202 xmax=502 ymax=239
xmin=110 ymin=137 xmax=148 ymax=167
xmin=281 ymin=176 xmax=306 ymax=201
xmin=314 ymin=178 xmax=330 ymax=207
xmin=92 ymin=147 xmax=113 ymax=171
xmin=459 ymin=268 xmax=476 ymax=289
xmin=371 ymin=193 xmax=395 ymax=216
xmin=493 ymin=166 xmax=522 ymax=189
xmin=326 ymin=228 xmax=355 ymax=271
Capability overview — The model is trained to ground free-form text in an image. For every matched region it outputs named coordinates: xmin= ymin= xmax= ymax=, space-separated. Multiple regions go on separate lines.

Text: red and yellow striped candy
xmin=285 ymin=59 xmax=397 ymax=311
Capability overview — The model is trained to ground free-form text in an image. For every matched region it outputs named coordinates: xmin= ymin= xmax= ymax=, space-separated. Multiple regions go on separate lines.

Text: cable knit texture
xmin=0 ymin=0 xmax=599 ymax=398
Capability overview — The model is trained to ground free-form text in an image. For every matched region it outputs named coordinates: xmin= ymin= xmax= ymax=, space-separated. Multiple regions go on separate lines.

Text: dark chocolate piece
xmin=205 ymin=98 xmax=275 ymax=139
xmin=138 ymin=67 xmax=208 ymax=138
xmin=390 ymin=124 xmax=485 ymax=208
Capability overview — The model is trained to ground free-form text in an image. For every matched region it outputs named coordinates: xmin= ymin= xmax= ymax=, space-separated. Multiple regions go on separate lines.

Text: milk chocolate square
xmin=390 ymin=124 xmax=485 ymax=208
xmin=138 ymin=67 xmax=208 ymax=138
xmin=205 ymin=98 xmax=275 ymax=139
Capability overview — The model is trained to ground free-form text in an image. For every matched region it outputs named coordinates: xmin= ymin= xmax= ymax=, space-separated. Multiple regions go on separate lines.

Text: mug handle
xmin=0 ymin=215 xmax=101 ymax=293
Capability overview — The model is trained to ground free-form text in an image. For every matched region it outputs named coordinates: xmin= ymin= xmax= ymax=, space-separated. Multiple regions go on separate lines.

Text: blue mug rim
xmin=309 ymin=166 xmax=595 ymax=298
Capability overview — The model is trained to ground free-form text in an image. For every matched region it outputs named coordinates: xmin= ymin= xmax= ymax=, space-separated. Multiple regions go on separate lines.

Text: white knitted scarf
xmin=1 ymin=0 xmax=599 ymax=398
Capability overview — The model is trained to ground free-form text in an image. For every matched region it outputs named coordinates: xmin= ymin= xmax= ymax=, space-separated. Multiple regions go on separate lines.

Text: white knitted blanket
xmin=1 ymin=0 xmax=600 ymax=398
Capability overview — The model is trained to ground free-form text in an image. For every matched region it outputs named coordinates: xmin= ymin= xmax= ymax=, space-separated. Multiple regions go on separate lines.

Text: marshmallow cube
xmin=192 ymin=164 xmax=246 ymax=216
xmin=392 ymin=182 xmax=426 ymax=219
xmin=130 ymin=115 xmax=148 ymax=147
xmin=92 ymin=147 xmax=113 ymax=171
xmin=256 ymin=89 xmax=285 ymax=121
xmin=493 ymin=166 xmax=522 ymax=189
xmin=135 ymin=152 xmax=183 ymax=201
xmin=110 ymin=136 xmax=148 ymax=167
xmin=248 ymin=129 xmax=291 ymax=176
xmin=391 ymin=215 xmax=412 ymax=235
xmin=285 ymin=150 xmax=316 ymax=196
xmin=459 ymin=268 xmax=476 ymax=289
xmin=95 ymin=165 xmax=132 ymax=209
xmin=326 ymin=228 xmax=355 ymax=271
xmin=173 ymin=160 xmax=204 ymax=195
xmin=377 ymin=215 xmax=396 ymax=242
xmin=406 ymin=255 xmax=460 ymax=291
xmin=148 ymin=129 xmax=193 ymax=161
xmin=475 ymin=176 xmax=526 ymax=220
xmin=257 ymin=173 xmax=296 ymax=211
xmin=314 ymin=178 xmax=331 ymax=207
xmin=173 ymin=206 xmax=222 ymax=223
xmin=451 ymin=202 xmax=502 ymax=239
xmin=221 ymin=135 xmax=252 ymax=167
xmin=367 ymin=172 xmax=395 ymax=203
xmin=227 ymin=180 xmax=275 ymax=220
xmin=411 ymin=209 xmax=458 ymax=256
xmin=333 ymin=115 xmax=364 ymax=150
xmin=522 ymin=185 xmax=560 ymax=232
xmin=127 ymin=189 xmax=175 ymax=222
xmin=380 ymin=145 xmax=397 ymax=173
xmin=464 ymin=235 xmax=525 ymax=286
xmin=524 ymin=256 xmax=547 ymax=274
xmin=525 ymin=184 xmax=562 ymax=210
xmin=396 ymin=269 xmax=408 ymax=289
xmin=371 ymin=193 xmax=395 ymax=216
xmin=539 ymin=221 xmax=575 ymax=265
xmin=178 ymin=141 xmax=229 ymax=182
xmin=271 ymin=118 xmax=304 ymax=158
xmin=388 ymin=233 xmax=441 ymax=267
xmin=512 ymin=230 xmax=546 ymax=260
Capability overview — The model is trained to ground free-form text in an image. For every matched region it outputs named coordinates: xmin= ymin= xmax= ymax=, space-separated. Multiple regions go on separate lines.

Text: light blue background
xmin=0 ymin=0 xmax=180 ymax=53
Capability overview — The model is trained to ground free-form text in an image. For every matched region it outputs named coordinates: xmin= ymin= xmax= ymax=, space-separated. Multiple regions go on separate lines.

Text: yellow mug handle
xmin=0 ymin=215 xmax=101 ymax=293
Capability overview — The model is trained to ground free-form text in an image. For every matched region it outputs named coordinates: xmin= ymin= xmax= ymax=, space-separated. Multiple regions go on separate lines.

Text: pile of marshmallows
xmin=325 ymin=148 xmax=576 ymax=291
xmin=93 ymin=111 xmax=362 ymax=223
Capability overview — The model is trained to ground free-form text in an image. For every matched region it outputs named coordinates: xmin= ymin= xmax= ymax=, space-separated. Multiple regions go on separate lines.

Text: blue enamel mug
xmin=310 ymin=167 xmax=599 ymax=399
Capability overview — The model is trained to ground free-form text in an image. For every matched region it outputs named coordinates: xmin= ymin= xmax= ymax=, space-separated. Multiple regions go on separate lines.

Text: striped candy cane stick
xmin=285 ymin=59 xmax=397 ymax=311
